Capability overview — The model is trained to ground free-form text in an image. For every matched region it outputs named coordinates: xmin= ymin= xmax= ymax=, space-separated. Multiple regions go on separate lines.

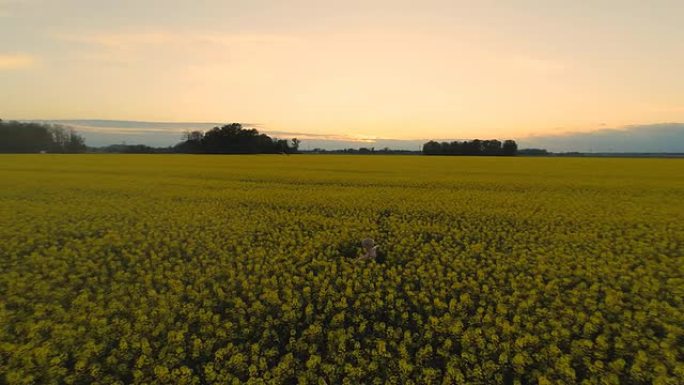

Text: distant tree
xmin=422 ymin=141 xmax=441 ymax=155
xmin=182 ymin=130 xmax=204 ymax=142
xmin=0 ymin=120 xmax=87 ymax=153
xmin=64 ymin=129 xmax=87 ymax=153
xmin=518 ymin=148 xmax=549 ymax=156
xmin=177 ymin=130 xmax=205 ymax=153
xmin=275 ymin=139 xmax=290 ymax=153
xmin=97 ymin=144 xmax=159 ymax=153
xmin=422 ymin=138 xmax=518 ymax=156
xmin=482 ymin=139 xmax=502 ymax=155
xmin=502 ymin=140 xmax=518 ymax=156
xmin=448 ymin=141 xmax=462 ymax=154
xmin=174 ymin=123 xmax=297 ymax=154
xmin=291 ymin=138 xmax=300 ymax=153
xmin=469 ymin=139 xmax=482 ymax=155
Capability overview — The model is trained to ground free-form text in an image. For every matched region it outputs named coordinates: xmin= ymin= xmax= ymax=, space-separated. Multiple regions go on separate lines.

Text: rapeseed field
xmin=1 ymin=154 xmax=682 ymax=384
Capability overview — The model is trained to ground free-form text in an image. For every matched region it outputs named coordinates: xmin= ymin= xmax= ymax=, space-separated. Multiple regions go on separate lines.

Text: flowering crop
xmin=1 ymin=154 xmax=682 ymax=384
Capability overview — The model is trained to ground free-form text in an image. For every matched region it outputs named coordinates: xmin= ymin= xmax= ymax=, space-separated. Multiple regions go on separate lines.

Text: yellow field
xmin=1 ymin=154 xmax=682 ymax=384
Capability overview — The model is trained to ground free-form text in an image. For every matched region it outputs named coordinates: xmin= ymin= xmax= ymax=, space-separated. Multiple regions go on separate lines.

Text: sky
xmin=1 ymin=1 xmax=684 ymax=143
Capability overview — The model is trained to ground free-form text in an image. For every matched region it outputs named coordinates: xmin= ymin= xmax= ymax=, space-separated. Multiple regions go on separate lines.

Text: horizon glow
xmin=1 ymin=1 xmax=683 ymax=139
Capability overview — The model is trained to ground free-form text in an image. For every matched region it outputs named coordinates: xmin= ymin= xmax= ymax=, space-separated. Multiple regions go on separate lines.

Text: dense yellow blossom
xmin=0 ymin=154 xmax=682 ymax=384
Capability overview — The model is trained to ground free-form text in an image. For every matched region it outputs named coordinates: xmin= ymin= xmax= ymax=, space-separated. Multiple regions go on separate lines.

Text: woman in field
xmin=356 ymin=238 xmax=378 ymax=262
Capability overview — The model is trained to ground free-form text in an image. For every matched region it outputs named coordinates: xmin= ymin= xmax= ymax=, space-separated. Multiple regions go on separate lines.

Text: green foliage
xmin=0 ymin=155 xmax=682 ymax=384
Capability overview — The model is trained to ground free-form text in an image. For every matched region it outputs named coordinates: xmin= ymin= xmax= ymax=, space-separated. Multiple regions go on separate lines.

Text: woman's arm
xmin=355 ymin=246 xmax=377 ymax=262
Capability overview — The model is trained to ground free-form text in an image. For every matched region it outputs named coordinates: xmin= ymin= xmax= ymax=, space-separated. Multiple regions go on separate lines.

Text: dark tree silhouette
xmin=174 ymin=123 xmax=298 ymax=154
xmin=502 ymin=140 xmax=518 ymax=156
xmin=291 ymin=138 xmax=300 ymax=152
xmin=0 ymin=120 xmax=87 ymax=153
xmin=422 ymin=141 xmax=442 ymax=155
xmin=517 ymin=148 xmax=549 ymax=156
xmin=422 ymin=139 xmax=518 ymax=156
xmin=97 ymin=144 xmax=161 ymax=153
xmin=482 ymin=139 xmax=502 ymax=155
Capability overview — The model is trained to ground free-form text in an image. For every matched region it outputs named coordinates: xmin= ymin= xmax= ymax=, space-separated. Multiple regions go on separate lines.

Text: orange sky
xmin=1 ymin=1 xmax=683 ymax=139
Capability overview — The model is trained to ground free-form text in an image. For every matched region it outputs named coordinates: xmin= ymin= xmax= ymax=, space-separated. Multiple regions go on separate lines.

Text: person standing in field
xmin=356 ymin=238 xmax=378 ymax=262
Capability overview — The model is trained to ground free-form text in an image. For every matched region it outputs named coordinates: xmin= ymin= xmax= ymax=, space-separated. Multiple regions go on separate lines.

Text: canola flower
xmin=0 ymin=154 xmax=682 ymax=384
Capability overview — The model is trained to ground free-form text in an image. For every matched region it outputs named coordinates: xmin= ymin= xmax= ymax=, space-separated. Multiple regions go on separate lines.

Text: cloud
xmin=266 ymin=130 xmax=378 ymax=142
xmin=28 ymin=120 xmax=221 ymax=135
xmin=518 ymin=123 xmax=684 ymax=152
xmin=35 ymin=120 xmax=378 ymax=143
xmin=0 ymin=53 xmax=35 ymax=70
xmin=56 ymin=30 xmax=302 ymax=50
xmin=22 ymin=119 xmax=209 ymax=147
xmin=27 ymin=120 xmax=398 ymax=147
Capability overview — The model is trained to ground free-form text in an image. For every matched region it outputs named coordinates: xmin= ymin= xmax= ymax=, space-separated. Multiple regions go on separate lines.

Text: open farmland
xmin=0 ymin=154 xmax=682 ymax=384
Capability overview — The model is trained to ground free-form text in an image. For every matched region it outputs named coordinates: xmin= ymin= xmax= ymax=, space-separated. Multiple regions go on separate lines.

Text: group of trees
xmin=93 ymin=144 xmax=173 ymax=154
xmin=174 ymin=123 xmax=299 ymax=154
xmin=309 ymin=147 xmax=419 ymax=155
xmin=517 ymin=148 xmax=550 ymax=156
xmin=0 ymin=120 xmax=86 ymax=153
xmin=1 ymin=119 xmax=532 ymax=157
xmin=0 ymin=121 xmax=300 ymax=155
xmin=423 ymin=139 xmax=518 ymax=156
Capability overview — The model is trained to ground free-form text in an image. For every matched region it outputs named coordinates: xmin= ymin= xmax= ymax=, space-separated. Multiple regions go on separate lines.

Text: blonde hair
xmin=361 ymin=238 xmax=375 ymax=249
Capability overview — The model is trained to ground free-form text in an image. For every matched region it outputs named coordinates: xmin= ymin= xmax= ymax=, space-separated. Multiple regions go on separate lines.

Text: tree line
xmin=2 ymin=119 xmax=528 ymax=156
xmin=174 ymin=123 xmax=299 ymax=154
xmin=422 ymin=139 xmax=518 ymax=156
xmin=93 ymin=144 xmax=172 ymax=154
xmin=308 ymin=147 xmax=420 ymax=155
xmin=0 ymin=120 xmax=86 ymax=153
xmin=0 ymin=121 xmax=299 ymax=155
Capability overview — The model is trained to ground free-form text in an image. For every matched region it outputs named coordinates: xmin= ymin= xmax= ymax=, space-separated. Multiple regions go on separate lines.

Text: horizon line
xmin=9 ymin=118 xmax=684 ymax=142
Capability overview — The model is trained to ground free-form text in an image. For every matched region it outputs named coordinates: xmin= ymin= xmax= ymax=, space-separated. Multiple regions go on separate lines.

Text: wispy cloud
xmin=30 ymin=120 xmax=220 ymax=135
xmin=266 ymin=130 xmax=378 ymax=142
xmin=519 ymin=123 xmax=684 ymax=152
xmin=56 ymin=30 xmax=302 ymax=50
xmin=0 ymin=53 xmax=36 ymax=70
xmin=32 ymin=119 xmax=385 ymax=144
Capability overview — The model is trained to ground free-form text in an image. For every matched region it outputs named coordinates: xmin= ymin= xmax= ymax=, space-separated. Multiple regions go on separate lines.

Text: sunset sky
xmin=1 ymin=1 xmax=683 ymax=141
